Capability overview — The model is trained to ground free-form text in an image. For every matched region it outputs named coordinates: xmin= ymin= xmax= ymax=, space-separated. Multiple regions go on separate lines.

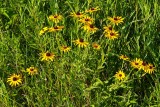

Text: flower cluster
xmin=7 ymin=66 xmax=38 ymax=87
xmin=130 ymin=58 xmax=155 ymax=74
xmin=7 ymin=6 xmax=156 ymax=87
xmin=119 ymin=55 xmax=155 ymax=74
xmin=39 ymin=14 xmax=64 ymax=35
xmin=70 ymin=7 xmax=100 ymax=34
xmin=103 ymin=16 xmax=124 ymax=40
xmin=114 ymin=55 xmax=155 ymax=81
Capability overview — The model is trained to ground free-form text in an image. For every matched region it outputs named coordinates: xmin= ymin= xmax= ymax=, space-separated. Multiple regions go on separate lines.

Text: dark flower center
xmin=79 ymin=39 xmax=84 ymax=42
xmin=110 ymin=32 xmax=114 ymax=36
xmin=76 ymin=12 xmax=81 ymax=15
xmin=119 ymin=74 xmax=122 ymax=77
xmin=54 ymin=26 xmax=58 ymax=29
xmin=13 ymin=77 xmax=18 ymax=81
xmin=123 ymin=56 xmax=127 ymax=58
xmin=54 ymin=15 xmax=58 ymax=18
xmin=109 ymin=27 xmax=112 ymax=30
xmin=90 ymin=25 xmax=94 ymax=28
xmin=94 ymin=45 xmax=98 ymax=48
xmin=63 ymin=46 xmax=67 ymax=49
xmin=30 ymin=68 xmax=34 ymax=71
xmin=91 ymin=8 xmax=95 ymax=10
xmin=46 ymin=53 xmax=51 ymax=56
xmin=85 ymin=18 xmax=90 ymax=21
xmin=149 ymin=66 xmax=153 ymax=69
xmin=142 ymin=62 xmax=147 ymax=66
xmin=114 ymin=17 xmax=118 ymax=20
xmin=135 ymin=63 xmax=139 ymax=65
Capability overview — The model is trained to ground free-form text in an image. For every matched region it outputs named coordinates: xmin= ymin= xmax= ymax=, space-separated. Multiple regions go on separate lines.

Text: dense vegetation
xmin=0 ymin=0 xmax=160 ymax=106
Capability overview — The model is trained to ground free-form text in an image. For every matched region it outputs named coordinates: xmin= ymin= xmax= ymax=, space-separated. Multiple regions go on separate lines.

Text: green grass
xmin=0 ymin=0 xmax=160 ymax=106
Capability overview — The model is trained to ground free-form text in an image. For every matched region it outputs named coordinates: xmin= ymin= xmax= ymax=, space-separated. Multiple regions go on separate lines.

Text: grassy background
xmin=0 ymin=0 xmax=160 ymax=106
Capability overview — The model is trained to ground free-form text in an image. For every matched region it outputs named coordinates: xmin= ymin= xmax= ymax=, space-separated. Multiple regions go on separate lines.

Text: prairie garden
xmin=0 ymin=0 xmax=160 ymax=107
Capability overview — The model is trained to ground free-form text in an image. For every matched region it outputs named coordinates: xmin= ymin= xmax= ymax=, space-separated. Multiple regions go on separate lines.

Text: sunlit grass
xmin=0 ymin=0 xmax=160 ymax=106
